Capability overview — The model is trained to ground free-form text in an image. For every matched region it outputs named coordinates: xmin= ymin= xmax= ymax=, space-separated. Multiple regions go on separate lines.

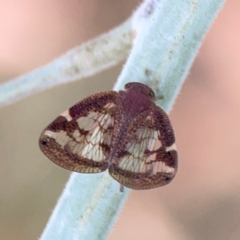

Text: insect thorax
xmin=121 ymin=89 xmax=152 ymax=117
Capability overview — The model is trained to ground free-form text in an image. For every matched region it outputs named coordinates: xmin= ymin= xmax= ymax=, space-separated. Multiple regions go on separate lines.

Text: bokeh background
xmin=1 ymin=1 xmax=240 ymax=239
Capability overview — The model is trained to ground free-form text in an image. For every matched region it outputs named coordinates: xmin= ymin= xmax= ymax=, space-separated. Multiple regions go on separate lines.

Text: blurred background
xmin=0 ymin=0 xmax=240 ymax=239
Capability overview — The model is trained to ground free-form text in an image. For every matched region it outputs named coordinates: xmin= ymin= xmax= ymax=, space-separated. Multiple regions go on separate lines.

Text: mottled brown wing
xmin=39 ymin=91 xmax=119 ymax=173
xmin=109 ymin=106 xmax=178 ymax=189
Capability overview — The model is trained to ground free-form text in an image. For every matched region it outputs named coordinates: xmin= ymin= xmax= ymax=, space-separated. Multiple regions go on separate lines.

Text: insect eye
xmin=124 ymin=82 xmax=132 ymax=89
xmin=149 ymin=91 xmax=154 ymax=98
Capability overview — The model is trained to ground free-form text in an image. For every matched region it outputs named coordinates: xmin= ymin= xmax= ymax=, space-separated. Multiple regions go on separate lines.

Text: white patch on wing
xmin=77 ymin=113 xmax=97 ymax=131
xmin=118 ymin=155 xmax=141 ymax=173
xmin=100 ymin=114 xmax=112 ymax=129
xmin=82 ymin=126 xmax=104 ymax=161
xmin=44 ymin=130 xmax=54 ymax=138
xmin=79 ymin=112 xmax=114 ymax=162
xmin=149 ymin=131 xmax=162 ymax=151
xmin=145 ymin=130 xmax=162 ymax=166
xmin=166 ymin=143 xmax=177 ymax=152
xmin=60 ymin=110 xmax=72 ymax=121
xmin=119 ymin=128 xmax=164 ymax=174
xmin=72 ymin=130 xmax=86 ymax=143
xmin=91 ymin=127 xmax=103 ymax=144
xmin=127 ymin=128 xmax=159 ymax=158
xmin=152 ymin=161 xmax=175 ymax=175
xmin=77 ymin=111 xmax=113 ymax=132
xmin=44 ymin=130 xmax=71 ymax=147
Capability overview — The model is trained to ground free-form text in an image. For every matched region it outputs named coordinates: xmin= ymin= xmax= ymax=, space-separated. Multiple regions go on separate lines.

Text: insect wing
xmin=109 ymin=106 xmax=177 ymax=189
xmin=39 ymin=91 xmax=118 ymax=173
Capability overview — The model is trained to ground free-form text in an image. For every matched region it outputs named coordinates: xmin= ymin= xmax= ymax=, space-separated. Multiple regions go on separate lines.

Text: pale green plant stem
xmin=0 ymin=19 xmax=132 ymax=108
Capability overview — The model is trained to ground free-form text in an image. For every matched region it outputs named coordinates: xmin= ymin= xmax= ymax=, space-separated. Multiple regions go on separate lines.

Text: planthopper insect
xmin=39 ymin=82 xmax=177 ymax=191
